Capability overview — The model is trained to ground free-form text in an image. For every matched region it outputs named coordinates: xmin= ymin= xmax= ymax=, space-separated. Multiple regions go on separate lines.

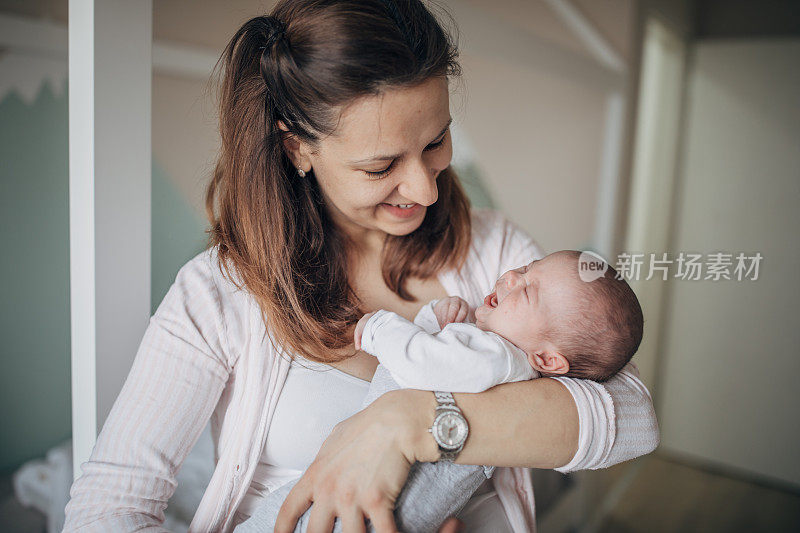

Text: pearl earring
xmin=297 ymin=168 xmax=306 ymax=178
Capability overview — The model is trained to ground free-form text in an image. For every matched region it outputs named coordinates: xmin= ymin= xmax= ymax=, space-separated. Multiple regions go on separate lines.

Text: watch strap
xmin=439 ymin=448 xmax=459 ymax=462
xmin=430 ymin=390 xmax=468 ymax=462
xmin=434 ymin=391 xmax=457 ymax=409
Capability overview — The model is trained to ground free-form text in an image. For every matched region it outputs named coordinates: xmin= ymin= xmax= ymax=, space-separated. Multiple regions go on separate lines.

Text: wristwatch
xmin=428 ymin=391 xmax=469 ymax=462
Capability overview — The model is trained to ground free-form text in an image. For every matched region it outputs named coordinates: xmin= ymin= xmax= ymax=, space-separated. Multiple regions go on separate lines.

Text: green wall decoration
xmin=0 ymin=80 xmax=207 ymax=474
xmin=150 ymin=161 xmax=209 ymax=315
xmin=0 ymin=80 xmax=71 ymax=475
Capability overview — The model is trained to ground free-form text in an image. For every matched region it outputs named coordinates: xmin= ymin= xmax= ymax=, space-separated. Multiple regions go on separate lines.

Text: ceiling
xmin=0 ymin=0 xmax=633 ymax=65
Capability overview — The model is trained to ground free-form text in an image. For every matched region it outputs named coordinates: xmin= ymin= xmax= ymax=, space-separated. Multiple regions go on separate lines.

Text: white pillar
xmin=623 ymin=18 xmax=687 ymax=390
xmin=69 ymin=0 xmax=152 ymax=479
xmin=593 ymin=90 xmax=626 ymax=260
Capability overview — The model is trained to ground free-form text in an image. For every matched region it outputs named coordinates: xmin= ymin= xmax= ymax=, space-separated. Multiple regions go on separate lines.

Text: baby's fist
xmin=354 ymin=311 xmax=376 ymax=351
xmin=433 ymin=296 xmax=471 ymax=328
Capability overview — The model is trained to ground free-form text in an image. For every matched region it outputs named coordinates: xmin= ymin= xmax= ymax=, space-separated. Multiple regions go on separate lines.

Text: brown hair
xmin=205 ymin=0 xmax=471 ymax=363
xmin=545 ymin=252 xmax=644 ymax=381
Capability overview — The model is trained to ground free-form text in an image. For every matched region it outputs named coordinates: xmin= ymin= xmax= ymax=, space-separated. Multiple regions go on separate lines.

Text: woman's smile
xmin=380 ymin=202 xmax=425 ymax=219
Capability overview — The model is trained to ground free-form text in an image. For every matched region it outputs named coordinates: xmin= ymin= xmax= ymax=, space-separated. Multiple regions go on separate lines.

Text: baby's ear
xmin=527 ymin=349 xmax=569 ymax=375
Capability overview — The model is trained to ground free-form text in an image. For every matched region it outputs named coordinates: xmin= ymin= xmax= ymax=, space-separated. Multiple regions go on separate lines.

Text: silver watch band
xmin=439 ymin=448 xmax=460 ymax=462
xmin=430 ymin=391 xmax=468 ymax=462
xmin=434 ymin=391 xmax=457 ymax=408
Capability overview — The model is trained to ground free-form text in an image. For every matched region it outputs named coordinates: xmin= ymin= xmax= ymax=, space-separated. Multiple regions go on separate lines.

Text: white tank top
xmin=235 ymin=357 xmax=512 ymax=531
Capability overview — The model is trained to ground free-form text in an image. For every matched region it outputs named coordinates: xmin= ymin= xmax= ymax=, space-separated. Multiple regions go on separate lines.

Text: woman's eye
xmin=363 ymin=132 xmax=446 ymax=178
xmin=424 ymin=137 xmax=445 ymax=151
xmin=364 ymin=161 xmax=395 ymax=179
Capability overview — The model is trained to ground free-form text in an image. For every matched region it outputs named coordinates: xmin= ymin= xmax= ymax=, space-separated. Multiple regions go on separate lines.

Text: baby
xmin=354 ymin=250 xmax=643 ymax=392
xmin=234 ymin=250 xmax=642 ymax=533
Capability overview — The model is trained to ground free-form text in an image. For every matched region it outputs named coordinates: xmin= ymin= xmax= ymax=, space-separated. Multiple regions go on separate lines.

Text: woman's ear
xmin=277 ymin=120 xmax=312 ymax=173
xmin=527 ymin=349 xmax=570 ymax=375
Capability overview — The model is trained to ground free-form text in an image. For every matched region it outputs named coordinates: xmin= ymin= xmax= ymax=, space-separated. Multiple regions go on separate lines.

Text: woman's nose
xmin=398 ymin=161 xmax=439 ymax=206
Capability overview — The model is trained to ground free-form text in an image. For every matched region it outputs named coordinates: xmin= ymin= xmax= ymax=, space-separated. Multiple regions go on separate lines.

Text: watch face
xmin=433 ymin=412 xmax=468 ymax=449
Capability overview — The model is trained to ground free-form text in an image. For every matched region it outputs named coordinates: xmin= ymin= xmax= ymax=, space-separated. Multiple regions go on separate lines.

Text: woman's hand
xmin=438 ymin=517 xmax=466 ymax=532
xmin=275 ymin=389 xmax=437 ymax=533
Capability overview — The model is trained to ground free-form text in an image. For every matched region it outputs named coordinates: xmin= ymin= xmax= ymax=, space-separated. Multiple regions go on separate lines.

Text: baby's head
xmin=474 ymin=250 xmax=643 ymax=381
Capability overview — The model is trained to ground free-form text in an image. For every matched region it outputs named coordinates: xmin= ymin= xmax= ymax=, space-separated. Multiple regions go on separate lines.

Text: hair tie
xmin=265 ymin=17 xmax=287 ymax=49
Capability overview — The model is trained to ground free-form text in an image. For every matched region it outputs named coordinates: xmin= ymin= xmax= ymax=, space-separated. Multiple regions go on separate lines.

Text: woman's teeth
xmin=382 ymin=202 xmax=421 ymax=218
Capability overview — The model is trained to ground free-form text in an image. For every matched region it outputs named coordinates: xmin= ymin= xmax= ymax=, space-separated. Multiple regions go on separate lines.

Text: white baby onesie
xmin=360 ymin=300 xmax=539 ymax=394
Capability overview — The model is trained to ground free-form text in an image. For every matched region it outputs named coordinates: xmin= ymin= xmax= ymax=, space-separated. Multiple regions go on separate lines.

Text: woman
xmin=64 ymin=1 xmax=659 ymax=532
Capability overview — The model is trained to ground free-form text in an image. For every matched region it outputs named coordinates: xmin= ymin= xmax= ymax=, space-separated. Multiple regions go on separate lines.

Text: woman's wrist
xmin=378 ymin=388 xmax=440 ymax=463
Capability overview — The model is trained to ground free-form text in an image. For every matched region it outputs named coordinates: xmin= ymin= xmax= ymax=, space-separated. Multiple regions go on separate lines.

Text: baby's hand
xmin=353 ymin=311 xmax=376 ymax=351
xmin=433 ymin=296 xmax=471 ymax=328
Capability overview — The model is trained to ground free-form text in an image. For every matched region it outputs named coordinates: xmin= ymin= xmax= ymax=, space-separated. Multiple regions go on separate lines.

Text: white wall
xmin=457 ymin=50 xmax=606 ymax=252
xmin=451 ymin=0 xmax=633 ymax=254
xmin=657 ymin=39 xmax=800 ymax=487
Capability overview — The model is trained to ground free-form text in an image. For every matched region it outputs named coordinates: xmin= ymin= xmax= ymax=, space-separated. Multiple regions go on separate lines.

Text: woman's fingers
xmin=340 ymin=509 xmax=368 ymax=533
xmin=366 ymin=505 xmax=399 ymax=533
xmin=275 ymin=482 xmax=314 ymax=533
xmin=285 ymin=395 xmax=412 ymax=533
xmin=437 ymin=517 xmax=465 ymax=533
xmin=306 ymin=505 xmax=336 ymax=533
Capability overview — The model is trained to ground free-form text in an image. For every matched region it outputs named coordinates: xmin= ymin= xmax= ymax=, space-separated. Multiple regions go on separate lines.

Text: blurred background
xmin=0 ymin=0 xmax=798 ymax=531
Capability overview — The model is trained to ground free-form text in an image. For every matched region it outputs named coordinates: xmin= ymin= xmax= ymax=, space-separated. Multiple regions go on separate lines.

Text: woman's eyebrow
xmin=347 ymin=117 xmax=452 ymax=165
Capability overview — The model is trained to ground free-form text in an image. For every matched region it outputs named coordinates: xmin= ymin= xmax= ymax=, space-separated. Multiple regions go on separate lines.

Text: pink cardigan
xmin=64 ymin=209 xmax=659 ymax=532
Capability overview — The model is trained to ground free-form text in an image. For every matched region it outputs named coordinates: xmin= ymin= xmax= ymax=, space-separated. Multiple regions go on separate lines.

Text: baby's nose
xmin=503 ymin=271 xmax=523 ymax=287
xmin=495 ymin=272 xmax=522 ymax=299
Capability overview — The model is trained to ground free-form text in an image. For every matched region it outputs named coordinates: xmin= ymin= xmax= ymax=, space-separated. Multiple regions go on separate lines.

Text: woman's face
xmin=294 ymin=76 xmax=453 ymax=243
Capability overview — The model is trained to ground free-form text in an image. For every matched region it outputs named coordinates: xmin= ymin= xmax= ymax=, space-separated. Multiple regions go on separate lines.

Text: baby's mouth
xmin=483 ymin=292 xmax=498 ymax=308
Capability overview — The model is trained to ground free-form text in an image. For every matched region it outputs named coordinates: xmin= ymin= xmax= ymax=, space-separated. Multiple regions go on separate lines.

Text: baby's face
xmin=474 ymin=251 xmax=582 ymax=353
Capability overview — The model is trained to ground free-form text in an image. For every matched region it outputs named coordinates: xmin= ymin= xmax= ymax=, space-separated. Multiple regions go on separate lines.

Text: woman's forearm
xmin=396 ymin=378 xmax=579 ymax=468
